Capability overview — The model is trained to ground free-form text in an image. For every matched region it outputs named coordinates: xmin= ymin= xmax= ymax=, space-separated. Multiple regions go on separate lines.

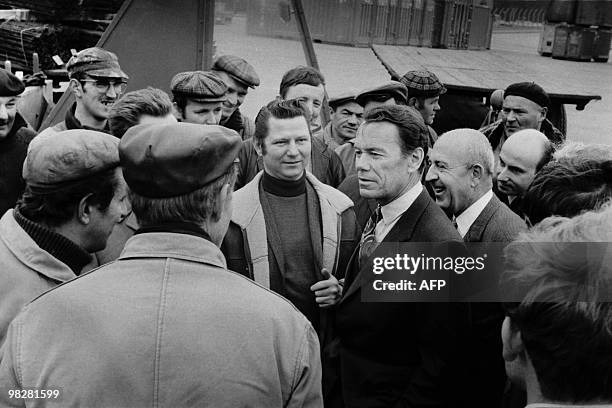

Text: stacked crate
xmin=539 ymin=0 xmax=612 ymax=62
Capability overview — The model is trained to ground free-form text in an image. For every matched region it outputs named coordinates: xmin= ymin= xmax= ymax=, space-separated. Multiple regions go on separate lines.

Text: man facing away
xmin=501 ymin=203 xmax=612 ymax=408
xmin=38 ymin=47 xmax=129 ymax=136
xmin=0 ymin=130 xmax=129 ymax=347
xmin=0 ymin=122 xmax=322 ymax=407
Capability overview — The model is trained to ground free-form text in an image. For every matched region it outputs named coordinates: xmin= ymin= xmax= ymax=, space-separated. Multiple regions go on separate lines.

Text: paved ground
xmin=215 ymin=17 xmax=611 ymax=145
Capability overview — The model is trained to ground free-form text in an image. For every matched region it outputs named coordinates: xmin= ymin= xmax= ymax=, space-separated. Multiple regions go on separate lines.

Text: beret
xmin=504 ymin=82 xmax=550 ymax=108
xmin=328 ymin=90 xmax=359 ymax=110
xmin=170 ymin=71 xmax=228 ymax=102
xmin=0 ymin=69 xmax=25 ymax=96
xmin=119 ymin=122 xmax=242 ymax=198
xmin=213 ymin=55 xmax=260 ymax=88
xmin=356 ymin=81 xmax=408 ymax=106
xmin=400 ymin=70 xmax=447 ymax=98
xmin=23 ymin=130 xmax=120 ymax=192
xmin=66 ymin=47 xmax=129 ymax=79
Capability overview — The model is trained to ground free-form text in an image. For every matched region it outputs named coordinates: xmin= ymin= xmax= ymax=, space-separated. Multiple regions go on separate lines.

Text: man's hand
xmin=310 ymin=268 xmax=342 ymax=308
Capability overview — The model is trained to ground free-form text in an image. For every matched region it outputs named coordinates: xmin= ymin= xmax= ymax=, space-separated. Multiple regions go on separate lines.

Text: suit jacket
xmin=334 ymin=189 xmax=469 ymax=408
xmin=462 ymin=194 xmax=527 ymax=408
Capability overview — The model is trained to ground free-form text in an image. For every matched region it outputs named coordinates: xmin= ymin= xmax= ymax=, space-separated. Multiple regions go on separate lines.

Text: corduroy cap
xmin=504 ymin=82 xmax=550 ymax=108
xmin=66 ymin=47 xmax=129 ymax=79
xmin=23 ymin=130 xmax=120 ymax=192
xmin=0 ymin=69 xmax=25 ymax=96
xmin=119 ymin=122 xmax=242 ymax=198
xmin=400 ymin=70 xmax=447 ymax=98
xmin=170 ymin=71 xmax=228 ymax=102
xmin=355 ymin=81 xmax=408 ymax=106
xmin=328 ymin=90 xmax=359 ymax=110
xmin=212 ymin=55 xmax=260 ymax=89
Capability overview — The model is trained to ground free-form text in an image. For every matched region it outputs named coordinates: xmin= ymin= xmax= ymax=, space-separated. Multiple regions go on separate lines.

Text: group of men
xmin=0 ymin=45 xmax=610 ymax=408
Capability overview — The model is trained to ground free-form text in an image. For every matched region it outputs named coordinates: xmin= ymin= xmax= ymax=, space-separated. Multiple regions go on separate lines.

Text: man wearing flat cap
xmin=321 ymin=90 xmax=364 ymax=177
xmin=0 ymin=68 xmax=37 ymax=215
xmin=170 ymin=70 xmax=228 ymax=125
xmin=355 ymin=80 xmax=408 ymax=111
xmin=38 ymin=47 xmax=129 ymax=137
xmin=400 ymin=70 xmax=446 ymax=148
xmin=479 ymin=81 xmax=564 ymax=166
xmin=0 ymin=122 xmax=323 ymax=407
xmin=212 ymin=54 xmax=259 ymax=140
xmin=0 ymin=129 xmax=129 ymax=347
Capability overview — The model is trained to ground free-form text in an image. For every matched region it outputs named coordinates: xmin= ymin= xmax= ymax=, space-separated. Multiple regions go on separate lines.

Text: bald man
xmin=497 ymin=129 xmax=554 ymax=216
xmin=427 ymin=128 xmax=526 ymax=241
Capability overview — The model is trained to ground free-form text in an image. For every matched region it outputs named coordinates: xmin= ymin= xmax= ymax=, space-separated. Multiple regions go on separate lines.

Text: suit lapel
xmin=340 ymin=190 xmax=430 ymax=303
xmin=463 ymin=195 xmax=499 ymax=242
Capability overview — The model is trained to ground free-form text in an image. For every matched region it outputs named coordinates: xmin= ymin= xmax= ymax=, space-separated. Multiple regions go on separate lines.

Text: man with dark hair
xmin=39 ymin=47 xmax=128 ymax=136
xmin=170 ymin=70 xmax=228 ymax=125
xmin=522 ymin=158 xmax=612 ymax=226
xmin=334 ymin=105 xmax=467 ymax=407
xmin=497 ymin=129 xmax=555 ymax=216
xmin=501 ymin=203 xmax=612 ymax=407
xmin=0 ymin=69 xmax=37 ymax=215
xmin=95 ymin=87 xmax=178 ymax=265
xmin=109 ymin=87 xmax=176 ymax=138
xmin=479 ymin=81 xmax=563 ymax=166
xmin=235 ymin=66 xmax=345 ymax=189
xmin=0 ymin=122 xmax=323 ymax=407
xmin=212 ymin=54 xmax=259 ymax=139
xmin=0 ymin=130 xmax=129 ymax=347
xmin=222 ymin=99 xmax=359 ymax=349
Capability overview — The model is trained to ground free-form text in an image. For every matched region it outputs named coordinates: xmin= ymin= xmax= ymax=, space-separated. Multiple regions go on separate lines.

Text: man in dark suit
xmin=334 ymin=105 xmax=469 ymax=407
xmin=426 ymin=128 xmax=527 ymax=407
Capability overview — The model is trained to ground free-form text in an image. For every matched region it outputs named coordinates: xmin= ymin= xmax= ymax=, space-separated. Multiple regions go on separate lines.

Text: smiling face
xmin=0 ymin=95 xmax=18 ymax=139
xmin=73 ymin=76 xmax=125 ymax=122
xmin=425 ymin=141 xmax=475 ymax=216
xmin=215 ymin=71 xmax=249 ymax=120
xmin=354 ymin=121 xmax=422 ymax=205
xmin=501 ymin=95 xmax=546 ymax=137
xmin=415 ymin=95 xmax=440 ymax=125
xmin=257 ymin=115 xmax=311 ymax=181
xmin=331 ymin=101 xmax=364 ymax=142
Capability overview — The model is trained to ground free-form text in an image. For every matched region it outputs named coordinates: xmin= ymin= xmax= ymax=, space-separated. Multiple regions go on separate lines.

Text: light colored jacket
xmin=0 ymin=210 xmax=77 ymax=348
xmin=232 ymin=171 xmax=354 ymax=288
xmin=0 ymin=232 xmax=323 ymax=408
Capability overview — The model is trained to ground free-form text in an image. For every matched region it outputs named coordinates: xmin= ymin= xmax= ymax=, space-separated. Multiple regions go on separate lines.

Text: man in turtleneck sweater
xmin=0 ymin=129 xmax=129 ymax=347
xmin=222 ymin=99 xmax=359 ymax=344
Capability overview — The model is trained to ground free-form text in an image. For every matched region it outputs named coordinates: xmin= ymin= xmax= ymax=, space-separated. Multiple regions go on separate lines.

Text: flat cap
xmin=23 ymin=130 xmax=120 ymax=192
xmin=356 ymin=81 xmax=408 ymax=106
xmin=66 ymin=47 xmax=129 ymax=79
xmin=170 ymin=71 xmax=228 ymax=102
xmin=504 ymin=82 xmax=550 ymax=108
xmin=120 ymin=122 xmax=242 ymax=198
xmin=400 ymin=70 xmax=447 ymax=98
xmin=328 ymin=90 xmax=359 ymax=110
xmin=0 ymin=69 xmax=25 ymax=96
xmin=213 ymin=55 xmax=260 ymax=88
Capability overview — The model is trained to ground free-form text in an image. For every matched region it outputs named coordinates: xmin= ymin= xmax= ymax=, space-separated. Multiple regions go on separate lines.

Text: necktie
xmin=358 ymin=204 xmax=382 ymax=268
xmin=451 ymin=216 xmax=458 ymax=230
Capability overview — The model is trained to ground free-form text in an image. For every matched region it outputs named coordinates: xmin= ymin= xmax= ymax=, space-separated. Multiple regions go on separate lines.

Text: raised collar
xmin=379 ymin=183 xmax=423 ymax=230
xmin=64 ymin=102 xmax=110 ymax=133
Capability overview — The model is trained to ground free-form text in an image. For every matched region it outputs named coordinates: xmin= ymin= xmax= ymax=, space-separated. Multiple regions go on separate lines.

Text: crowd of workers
xmin=0 ymin=46 xmax=610 ymax=408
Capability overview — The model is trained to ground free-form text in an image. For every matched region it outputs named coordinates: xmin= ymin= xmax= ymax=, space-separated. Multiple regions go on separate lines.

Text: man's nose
xmin=424 ymin=165 xmax=437 ymax=182
xmin=0 ymin=104 xmax=8 ymax=120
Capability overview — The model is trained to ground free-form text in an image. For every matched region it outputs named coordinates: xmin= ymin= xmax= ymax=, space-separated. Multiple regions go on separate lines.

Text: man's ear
xmin=76 ymin=193 xmax=95 ymax=225
xmin=172 ymin=102 xmax=183 ymax=121
xmin=408 ymin=96 xmax=419 ymax=108
xmin=501 ymin=316 xmax=525 ymax=362
xmin=470 ymin=164 xmax=484 ymax=186
xmin=253 ymin=140 xmax=264 ymax=157
xmin=70 ymin=78 xmax=83 ymax=98
xmin=409 ymin=147 xmax=425 ymax=172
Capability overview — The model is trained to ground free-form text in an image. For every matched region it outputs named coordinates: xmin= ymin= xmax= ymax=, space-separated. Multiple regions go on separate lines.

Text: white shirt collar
xmin=376 ymin=183 xmax=423 ymax=241
xmin=456 ymin=190 xmax=493 ymax=238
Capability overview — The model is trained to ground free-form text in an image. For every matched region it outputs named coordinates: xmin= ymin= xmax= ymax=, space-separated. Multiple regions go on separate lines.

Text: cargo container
xmin=593 ymin=28 xmax=612 ymax=61
xmin=565 ymin=26 xmax=596 ymax=61
xmin=551 ymin=23 xmax=570 ymax=58
xmin=538 ymin=22 xmax=557 ymax=55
